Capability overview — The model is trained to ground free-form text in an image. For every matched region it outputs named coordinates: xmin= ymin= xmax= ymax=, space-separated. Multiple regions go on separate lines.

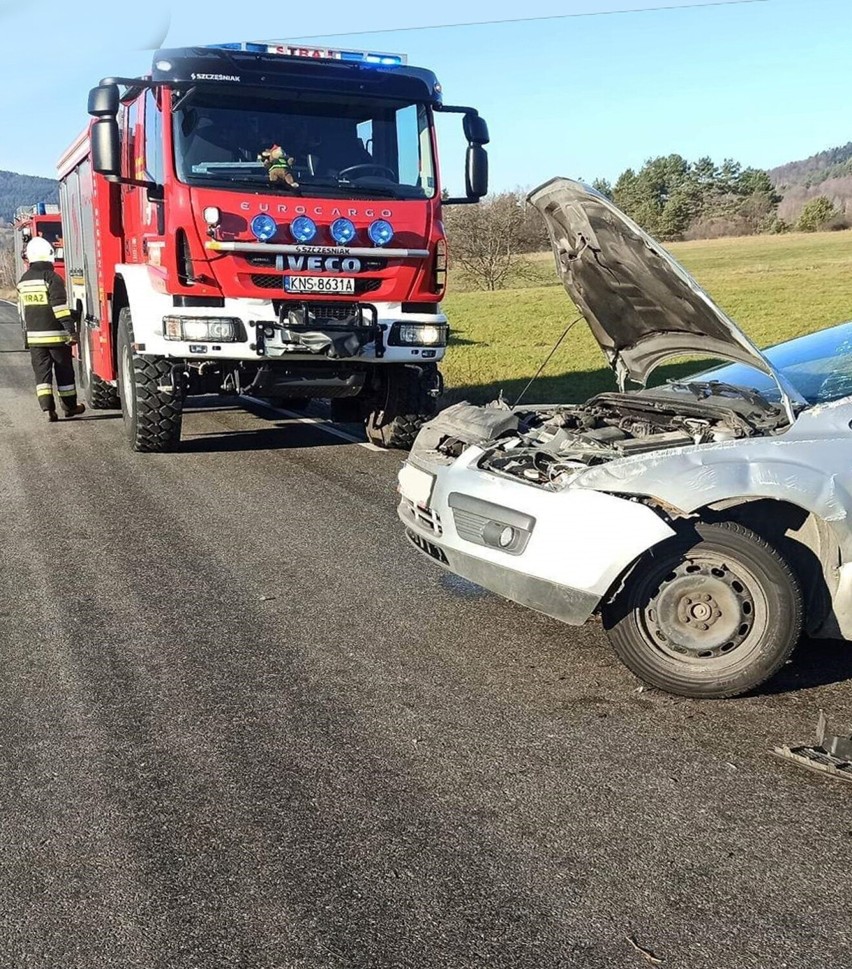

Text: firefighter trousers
xmin=30 ymin=345 xmax=78 ymax=413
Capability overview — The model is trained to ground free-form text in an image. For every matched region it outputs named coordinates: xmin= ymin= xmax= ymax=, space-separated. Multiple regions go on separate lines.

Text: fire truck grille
xmin=272 ymin=302 xmax=368 ymax=322
xmin=250 ymin=274 xmax=382 ymax=295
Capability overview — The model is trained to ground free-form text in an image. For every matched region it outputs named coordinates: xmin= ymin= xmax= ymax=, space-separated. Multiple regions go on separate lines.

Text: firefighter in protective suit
xmin=17 ymin=237 xmax=85 ymax=422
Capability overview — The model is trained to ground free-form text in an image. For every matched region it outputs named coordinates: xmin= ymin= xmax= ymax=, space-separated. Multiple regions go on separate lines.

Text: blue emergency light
xmin=206 ymin=42 xmax=406 ymax=65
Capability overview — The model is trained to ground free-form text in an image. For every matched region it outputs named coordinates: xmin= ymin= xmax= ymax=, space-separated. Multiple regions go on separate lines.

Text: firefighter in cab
xmin=17 ymin=236 xmax=85 ymax=422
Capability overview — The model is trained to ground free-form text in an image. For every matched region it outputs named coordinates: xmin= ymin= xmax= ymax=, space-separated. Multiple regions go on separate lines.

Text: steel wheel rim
xmin=639 ymin=550 xmax=766 ymax=663
xmin=81 ymin=329 xmax=92 ymax=389
xmin=121 ymin=342 xmax=135 ymax=421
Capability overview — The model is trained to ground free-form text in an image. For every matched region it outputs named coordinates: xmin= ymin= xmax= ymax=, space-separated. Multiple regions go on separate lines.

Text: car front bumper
xmin=397 ymin=448 xmax=676 ymax=626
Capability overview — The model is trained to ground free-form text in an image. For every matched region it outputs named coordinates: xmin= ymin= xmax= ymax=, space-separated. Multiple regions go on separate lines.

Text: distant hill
xmin=0 ymin=170 xmax=59 ymax=225
xmin=770 ymin=144 xmax=852 ymax=222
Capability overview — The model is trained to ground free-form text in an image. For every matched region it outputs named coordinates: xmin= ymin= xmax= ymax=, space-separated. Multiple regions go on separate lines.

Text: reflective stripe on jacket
xmin=17 ymin=262 xmax=73 ymax=344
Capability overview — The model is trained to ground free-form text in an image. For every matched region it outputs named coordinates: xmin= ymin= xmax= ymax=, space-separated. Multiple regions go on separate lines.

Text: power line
xmin=288 ymin=0 xmax=770 ymax=41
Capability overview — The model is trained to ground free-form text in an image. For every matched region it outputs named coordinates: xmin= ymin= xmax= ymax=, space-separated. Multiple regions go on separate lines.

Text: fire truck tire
xmin=364 ymin=364 xmax=439 ymax=450
xmin=90 ymin=375 xmax=121 ymax=410
xmin=117 ymin=308 xmax=184 ymax=452
xmin=79 ymin=329 xmax=120 ymax=409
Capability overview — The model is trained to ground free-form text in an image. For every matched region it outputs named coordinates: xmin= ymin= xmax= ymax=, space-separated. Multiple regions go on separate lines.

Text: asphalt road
xmin=1 ymin=299 xmax=851 ymax=969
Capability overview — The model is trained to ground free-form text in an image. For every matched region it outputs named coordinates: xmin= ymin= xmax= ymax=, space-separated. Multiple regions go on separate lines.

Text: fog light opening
xmin=498 ymin=525 xmax=516 ymax=548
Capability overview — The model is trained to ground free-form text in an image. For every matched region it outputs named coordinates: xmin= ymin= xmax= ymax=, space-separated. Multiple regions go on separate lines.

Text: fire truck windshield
xmin=173 ymin=91 xmax=436 ymax=200
xmin=33 ymin=221 xmax=64 ymax=259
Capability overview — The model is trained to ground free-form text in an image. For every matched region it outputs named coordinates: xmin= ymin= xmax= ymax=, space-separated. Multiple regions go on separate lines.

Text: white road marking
xmin=240 ymin=394 xmax=387 ymax=452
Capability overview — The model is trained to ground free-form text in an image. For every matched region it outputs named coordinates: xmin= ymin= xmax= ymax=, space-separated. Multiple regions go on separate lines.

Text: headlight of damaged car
xmin=389 ymin=323 xmax=448 ymax=347
xmin=163 ymin=316 xmax=241 ymax=342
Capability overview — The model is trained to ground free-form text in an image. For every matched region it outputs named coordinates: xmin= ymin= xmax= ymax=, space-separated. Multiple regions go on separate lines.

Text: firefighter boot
xmin=63 ymin=403 xmax=86 ymax=419
xmin=47 ymin=409 xmax=59 ymax=423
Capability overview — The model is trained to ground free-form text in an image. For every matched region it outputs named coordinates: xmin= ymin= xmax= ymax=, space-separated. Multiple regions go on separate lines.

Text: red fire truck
xmin=13 ymin=203 xmax=65 ymax=281
xmin=13 ymin=203 xmax=65 ymax=348
xmin=57 ymin=42 xmax=489 ymax=451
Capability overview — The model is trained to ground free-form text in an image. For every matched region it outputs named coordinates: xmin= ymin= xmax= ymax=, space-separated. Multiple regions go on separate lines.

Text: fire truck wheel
xmin=364 ymin=364 xmax=440 ymax=450
xmin=117 ymin=308 xmax=184 ymax=452
xmin=79 ymin=328 xmax=119 ymax=409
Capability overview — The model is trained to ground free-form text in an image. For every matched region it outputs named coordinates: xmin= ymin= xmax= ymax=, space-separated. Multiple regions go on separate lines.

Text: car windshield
xmin=172 ymin=90 xmax=436 ymax=200
xmin=667 ymin=322 xmax=852 ymax=407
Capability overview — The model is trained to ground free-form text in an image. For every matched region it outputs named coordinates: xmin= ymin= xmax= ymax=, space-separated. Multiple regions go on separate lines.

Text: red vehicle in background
xmin=57 ymin=42 xmax=489 ymax=451
xmin=13 ymin=203 xmax=65 ymax=348
xmin=13 ymin=203 xmax=65 ymax=281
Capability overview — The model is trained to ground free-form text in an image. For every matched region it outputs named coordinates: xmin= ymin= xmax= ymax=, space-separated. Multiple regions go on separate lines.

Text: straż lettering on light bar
xmin=206 ymin=42 xmax=406 ymax=64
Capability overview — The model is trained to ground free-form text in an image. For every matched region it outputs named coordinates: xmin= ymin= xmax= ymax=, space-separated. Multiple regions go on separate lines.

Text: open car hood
xmin=527 ymin=178 xmax=804 ymax=413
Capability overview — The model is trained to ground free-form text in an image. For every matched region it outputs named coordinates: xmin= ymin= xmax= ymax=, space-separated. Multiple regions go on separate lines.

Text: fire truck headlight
xmin=368 ymin=219 xmax=394 ymax=246
xmin=250 ymin=214 xmax=278 ymax=242
xmin=290 ymin=216 xmax=317 ymax=242
xmin=162 ymin=317 xmax=240 ymax=342
xmin=203 ymin=206 xmax=221 ymax=227
xmin=390 ymin=323 xmax=448 ymax=347
xmin=330 ymin=218 xmax=356 ymax=244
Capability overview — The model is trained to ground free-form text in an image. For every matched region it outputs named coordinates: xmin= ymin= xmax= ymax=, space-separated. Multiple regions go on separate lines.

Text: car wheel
xmin=602 ymin=521 xmax=802 ymax=698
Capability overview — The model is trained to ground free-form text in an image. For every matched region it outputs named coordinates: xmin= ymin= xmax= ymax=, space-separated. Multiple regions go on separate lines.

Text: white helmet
xmin=25 ymin=236 xmax=55 ymax=263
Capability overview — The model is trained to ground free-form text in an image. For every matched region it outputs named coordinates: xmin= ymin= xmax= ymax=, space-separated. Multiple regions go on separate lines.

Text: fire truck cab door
xmin=127 ymin=90 xmax=166 ymax=268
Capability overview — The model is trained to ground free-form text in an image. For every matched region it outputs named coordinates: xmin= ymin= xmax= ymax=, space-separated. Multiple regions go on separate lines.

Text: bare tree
xmin=444 ymin=191 xmax=545 ymax=290
xmin=0 ymin=243 xmax=16 ymax=293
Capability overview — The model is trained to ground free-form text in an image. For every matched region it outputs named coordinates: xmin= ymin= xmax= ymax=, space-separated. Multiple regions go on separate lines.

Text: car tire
xmin=602 ymin=521 xmax=802 ymax=699
xmin=117 ymin=307 xmax=184 ymax=452
xmin=365 ymin=364 xmax=439 ymax=450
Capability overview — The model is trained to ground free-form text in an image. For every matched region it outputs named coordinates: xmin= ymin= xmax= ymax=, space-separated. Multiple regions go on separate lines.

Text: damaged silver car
xmin=398 ymin=177 xmax=852 ymax=698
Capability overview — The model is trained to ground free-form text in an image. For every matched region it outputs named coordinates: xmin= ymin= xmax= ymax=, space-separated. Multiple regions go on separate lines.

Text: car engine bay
xmin=414 ymin=388 xmax=789 ymax=489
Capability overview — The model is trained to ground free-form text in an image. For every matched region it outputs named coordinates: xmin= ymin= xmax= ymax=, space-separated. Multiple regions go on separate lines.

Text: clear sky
xmin=1 ymin=0 xmax=848 ymax=194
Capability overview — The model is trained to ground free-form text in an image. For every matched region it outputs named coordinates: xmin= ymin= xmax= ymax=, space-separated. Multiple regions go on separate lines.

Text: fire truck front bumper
xmin=131 ymin=292 xmax=447 ymax=363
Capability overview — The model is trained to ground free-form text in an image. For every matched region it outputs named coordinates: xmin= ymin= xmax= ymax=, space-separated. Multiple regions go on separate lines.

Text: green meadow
xmin=441 ymin=231 xmax=852 ymax=404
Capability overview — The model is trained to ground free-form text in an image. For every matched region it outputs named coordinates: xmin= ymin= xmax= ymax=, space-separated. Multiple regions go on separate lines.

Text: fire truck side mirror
xmin=463 ymin=114 xmax=490 ymax=147
xmin=89 ymin=83 xmax=122 ymax=179
xmin=92 ymin=119 xmax=121 ymax=178
xmin=88 ymin=83 xmax=119 ymax=118
xmin=465 ymin=145 xmax=488 ymax=201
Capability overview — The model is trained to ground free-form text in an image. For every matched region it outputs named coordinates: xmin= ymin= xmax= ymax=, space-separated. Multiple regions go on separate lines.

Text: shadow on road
xmin=759 ymin=638 xmax=852 ymax=695
xmin=180 ymin=411 xmax=360 ymax=453
xmin=179 ymin=426 xmax=351 ymax=453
